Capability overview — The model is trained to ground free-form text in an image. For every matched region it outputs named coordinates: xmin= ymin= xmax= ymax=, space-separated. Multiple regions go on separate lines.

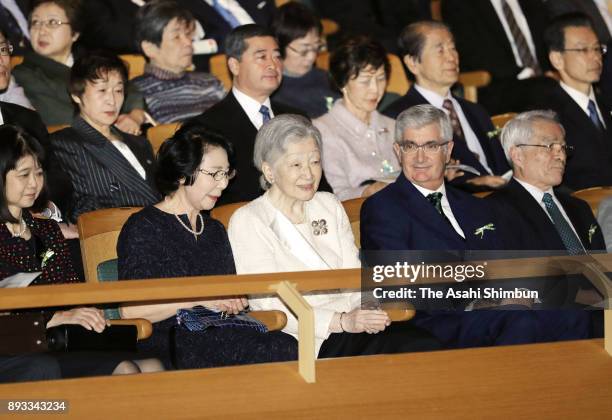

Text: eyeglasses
xmin=515 ymin=143 xmax=574 ymax=154
xmin=397 ymin=140 xmax=450 ymax=154
xmin=562 ymin=45 xmax=607 ymax=55
xmin=29 ymin=19 xmax=71 ymax=30
xmin=286 ymin=43 xmax=326 ymax=57
xmin=198 ymin=168 xmax=236 ymax=182
xmin=0 ymin=43 xmax=13 ymax=56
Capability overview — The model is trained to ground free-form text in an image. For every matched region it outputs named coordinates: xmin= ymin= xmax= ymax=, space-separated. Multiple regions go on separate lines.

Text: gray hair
xmin=253 ymin=114 xmax=323 ymax=190
xmin=500 ymin=110 xmax=565 ymax=165
xmin=395 ymin=104 xmax=453 ymax=143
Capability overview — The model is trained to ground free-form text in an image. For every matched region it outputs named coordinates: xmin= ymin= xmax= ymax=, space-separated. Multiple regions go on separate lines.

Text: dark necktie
xmin=442 ymin=99 xmax=465 ymax=140
xmin=211 ymin=0 xmax=241 ymax=29
xmin=542 ymin=193 xmax=585 ymax=255
xmin=427 ymin=192 xmax=455 ymax=227
xmin=587 ymin=99 xmax=603 ymax=130
xmin=259 ymin=105 xmax=271 ymax=124
xmin=501 ymin=0 xmax=541 ymax=74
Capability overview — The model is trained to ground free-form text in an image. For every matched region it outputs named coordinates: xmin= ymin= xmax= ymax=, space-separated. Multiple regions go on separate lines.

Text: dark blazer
xmin=383 ymin=87 xmax=511 ymax=178
xmin=188 ymin=91 xmax=330 ymax=205
xmin=0 ymin=101 xmax=73 ymax=214
xmin=78 ymin=0 xmax=141 ymax=54
xmin=51 ymin=117 xmax=159 ymax=223
xmin=177 ymin=0 xmax=275 ymax=52
xmin=527 ymin=81 xmax=612 ymax=190
xmin=442 ymin=0 xmax=550 ymax=79
xmin=487 ymin=178 xmax=606 ymax=251
xmin=360 ymin=172 xmax=506 ymax=251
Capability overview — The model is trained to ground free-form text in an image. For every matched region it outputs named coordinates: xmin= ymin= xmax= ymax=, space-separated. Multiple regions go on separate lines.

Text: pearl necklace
xmin=175 ymin=213 xmax=204 ymax=240
xmin=8 ymin=217 xmax=27 ymax=238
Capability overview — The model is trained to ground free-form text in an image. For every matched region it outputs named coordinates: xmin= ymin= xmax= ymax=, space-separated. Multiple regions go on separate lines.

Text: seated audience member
xmin=384 ymin=21 xmax=510 ymax=190
xmin=441 ymin=0 xmax=550 ymax=114
xmin=228 ymin=114 xmax=439 ymax=358
xmin=13 ymin=0 xmax=145 ymax=133
xmin=51 ymin=53 xmax=159 ymax=223
xmin=0 ymin=125 xmax=159 ymax=378
xmin=313 ymin=36 xmax=397 ymax=200
xmin=133 ymin=0 xmax=225 ymax=124
xmin=597 ymin=196 xmax=612 ymax=251
xmin=360 ymin=105 xmax=590 ymax=347
xmin=189 ymin=24 xmax=332 ymax=205
xmin=0 ymin=27 xmax=73 ymax=220
xmin=118 ymin=125 xmax=297 ymax=369
xmin=270 ymin=2 xmax=339 ymax=118
xmin=527 ymin=14 xmax=612 ymax=190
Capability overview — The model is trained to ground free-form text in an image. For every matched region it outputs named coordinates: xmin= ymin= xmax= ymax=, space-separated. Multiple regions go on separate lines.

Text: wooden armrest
xmin=109 ymin=318 xmax=153 ymax=341
xmin=248 ymin=310 xmax=287 ymax=331
xmin=386 ymin=308 xmax=416 ymax=322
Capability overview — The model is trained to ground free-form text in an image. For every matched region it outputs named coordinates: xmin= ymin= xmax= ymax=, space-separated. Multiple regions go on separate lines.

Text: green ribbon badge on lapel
xmin=486 ymin=127 xmax=502 ymax=139
xmin=474 ymin=223 xmax=495 ymax=239
xmin=40 ymin=249 xmax=55 ymax=268
xmin=588 ymin=224 xmax=598 ymax=244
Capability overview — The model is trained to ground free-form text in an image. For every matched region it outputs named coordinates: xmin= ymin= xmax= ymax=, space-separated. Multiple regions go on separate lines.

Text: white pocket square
xmin=257 ymin=1 xmax=266 ymax=9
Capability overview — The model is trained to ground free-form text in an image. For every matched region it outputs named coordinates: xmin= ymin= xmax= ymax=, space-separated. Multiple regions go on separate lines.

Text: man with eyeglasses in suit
xmin=527 ymin=13 xmax=612 ymax=190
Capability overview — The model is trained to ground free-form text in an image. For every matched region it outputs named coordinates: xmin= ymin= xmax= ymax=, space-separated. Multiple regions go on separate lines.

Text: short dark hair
xmin=0 ymin=125 xmax=47 ymax=223
xmin=68 ymin=51 xmax=128 ymax=101
xmin=398 ymin=20 xmax=451 ymax=60
xmin=31 ymin=0 xmax=83 ymax=34
xmin=225 ymin=24 xmax=276 ymax=60
xmin=544 ymin=13 xmax=596 ymax=53
xmin=135 ymin=0 xmax=194 ymax=52
xmin=272 ymin=2 xmax=321 ymax=59
xmin=155 ymin=124 xmax=235 ymax=196
xmin=329 ymin=35 xmax=390 ymax=90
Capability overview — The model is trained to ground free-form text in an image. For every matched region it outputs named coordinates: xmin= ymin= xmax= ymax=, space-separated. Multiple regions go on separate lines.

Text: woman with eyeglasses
xmin=313 ymin=35 xmax=398 ymax=201
xmin=51 ymin=52 xmax=159 ymax=223
xmin=270 ymin=2 xmax=339 ymax=118
xmin=116 ymin=124 xmax=298 ymax=370
xmin=13 ymin=0 xmax=145 ymax=134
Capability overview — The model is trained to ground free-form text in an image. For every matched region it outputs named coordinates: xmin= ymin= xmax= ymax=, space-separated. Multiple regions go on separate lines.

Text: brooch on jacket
xmin=588 ymin=224 xmax=598 ymax=244
xmin=474 ymin=223 xmax=495 ymax=239
xmin=312 ymin=219 xmax=328 ymax=236
xmin=486 ymin=127 xmax=502 ymax=139
xmin=40 ymin=249 xmax=55 ymax=268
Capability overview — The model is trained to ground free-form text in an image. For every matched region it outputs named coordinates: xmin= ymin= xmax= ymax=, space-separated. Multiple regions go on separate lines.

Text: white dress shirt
xmin=232 ymin=86 xmax=274 ymax=130
xmin=111 ymin=140 xmax=147 ymax=179
xmin=204 ymin=0 xmax=255 ymax=25
xmin=412 ymin=182 xmax=466 ymax=238
xmin=414 ymin=84 xmax=493 ymax=174
xmin=0 ymin=76 xmax=34 ymax=109
xmin=514 ymin=177 xmax=585 ymax=248
xmin=560 ymin=81 xmax=606 ymax=129
xmin=489 ymin=0 xmax=538 ymax=72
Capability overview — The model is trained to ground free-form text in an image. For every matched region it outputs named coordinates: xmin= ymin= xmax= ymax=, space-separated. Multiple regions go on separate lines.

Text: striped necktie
xmin=501 ymin=0 xmax=541 ymax=74
xmin=211 ymin=0 xmax=241 ymax=29
xmin=259 ymin=105 xmax=271 ymax=123
xmin=587 ymin=99 xmax=603 ymax=130
xmin=442 ymin=99 xmax=465 ymax=140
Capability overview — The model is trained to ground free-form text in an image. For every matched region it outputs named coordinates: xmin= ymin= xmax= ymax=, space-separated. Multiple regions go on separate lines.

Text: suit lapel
xmin=396 ymin=176 xmax=466 ymax=247
xmin=556 ymin=192 xmax=591 ymax=248
xmin=477 ymin=0 xmax=516 ymax=62
xmin=72 ymin=118 xmax=158 ymax=202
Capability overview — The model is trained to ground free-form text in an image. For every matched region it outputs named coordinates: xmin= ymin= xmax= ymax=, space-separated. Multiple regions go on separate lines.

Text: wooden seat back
xmin=147 ymin=122 xmax=181 ymax=154
xmin=572 ymin=186 xmax=612 ymax=216
xmin=119 ymin=54 xmax=146 ymax=80
xmin=341 ymin=197 xmax=366 ymax=248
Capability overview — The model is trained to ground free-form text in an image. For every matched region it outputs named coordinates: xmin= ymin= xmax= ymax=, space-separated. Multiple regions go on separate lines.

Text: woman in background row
xmin=314 ymin=35 xmax=398 ymax=200
xmin=271 ymin=2 xmax=339 ymax=118
xmin=51 ymin=52 xmax=159 ymax=223
xmin=228 ymin=115 xmax=439 ymax=358
xmin=118 ymin=124 xmax=297 ymax=369
xmin=13 ymin=0 xmax=145 ymax=132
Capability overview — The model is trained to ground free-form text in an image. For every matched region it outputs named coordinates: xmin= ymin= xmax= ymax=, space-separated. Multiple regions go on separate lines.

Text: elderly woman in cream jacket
xmin=228 ymin=115 xmax=438 ymax=358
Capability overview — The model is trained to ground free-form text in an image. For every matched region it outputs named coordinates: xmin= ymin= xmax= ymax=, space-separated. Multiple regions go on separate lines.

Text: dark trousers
xmin=0 ymin=354 xmax=61 ymax=383
xmin=318 ymin=321 xmax=441 ymax=358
